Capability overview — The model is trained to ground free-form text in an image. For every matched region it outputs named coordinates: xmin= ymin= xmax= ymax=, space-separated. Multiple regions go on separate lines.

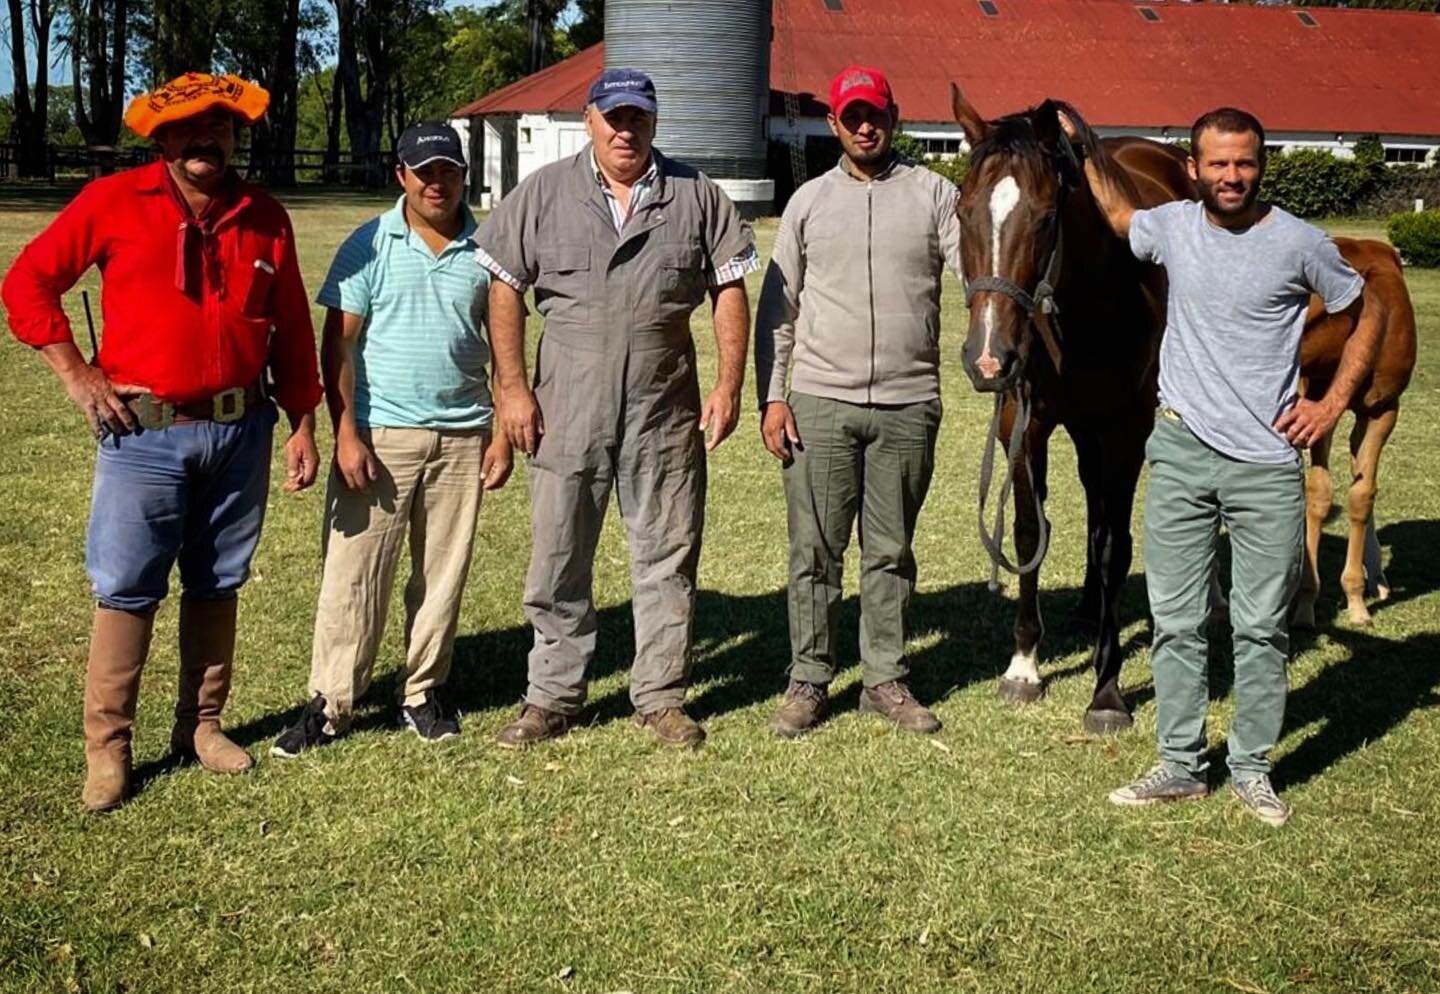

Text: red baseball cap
xmin=828 ymin=65 xmax=894 ymax=116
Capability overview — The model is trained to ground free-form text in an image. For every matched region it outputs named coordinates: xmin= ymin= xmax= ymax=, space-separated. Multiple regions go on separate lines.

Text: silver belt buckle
xmin=212 ymin=387 xmax=246 ymax=423
xmin=134 ymin=395 xmax=175 ymax=430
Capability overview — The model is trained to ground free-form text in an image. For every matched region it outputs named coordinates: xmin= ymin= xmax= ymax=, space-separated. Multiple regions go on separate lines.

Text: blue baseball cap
xmin=588 ymin=68 xmax=658 ymax=115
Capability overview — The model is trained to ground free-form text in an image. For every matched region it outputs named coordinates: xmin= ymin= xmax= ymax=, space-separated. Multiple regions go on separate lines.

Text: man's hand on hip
xmin=760 ymin=401 xmax=801 ymax=465
xmin=333 ymin=426 xmax=377 ymax=492
xmin=498 ymin=382 xmax=545 ymax=456
xmin=1274 ymin=397 xmax=1344 ymax=449
xmin=60 ymin=362 xmax=143 ymax=438
xmin=700 ymin=384 xmax=741 ymax=452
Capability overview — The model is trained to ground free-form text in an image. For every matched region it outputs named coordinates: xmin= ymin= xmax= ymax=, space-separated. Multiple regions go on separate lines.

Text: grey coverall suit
xmin=476 ymin=147 xmax=754 ymax=715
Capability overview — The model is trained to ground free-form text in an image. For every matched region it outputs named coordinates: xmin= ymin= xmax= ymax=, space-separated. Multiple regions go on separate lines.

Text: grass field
xmin=1 ymin=184 xmax=1437 ymax=994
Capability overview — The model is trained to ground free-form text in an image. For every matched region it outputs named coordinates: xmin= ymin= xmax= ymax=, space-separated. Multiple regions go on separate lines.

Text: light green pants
xmin=784 ymin=392 xmax=941 ymax=687
xmin=1143 ymin=414 xmax=1304 ymax=779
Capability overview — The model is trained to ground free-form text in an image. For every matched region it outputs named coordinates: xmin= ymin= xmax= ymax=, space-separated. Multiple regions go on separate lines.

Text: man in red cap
xmin=1 ymin=72 xmax=323 ymax=812
xmin=755 ymin=65 xmax=962 ymax=737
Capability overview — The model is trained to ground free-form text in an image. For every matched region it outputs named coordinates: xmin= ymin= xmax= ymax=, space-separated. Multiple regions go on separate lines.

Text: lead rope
xmin=976 ymin=383 xmax=1051 ymax=591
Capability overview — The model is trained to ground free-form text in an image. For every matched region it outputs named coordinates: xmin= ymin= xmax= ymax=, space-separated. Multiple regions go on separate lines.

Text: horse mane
xmin=969 ymin=99 xmax=1130 ymax=198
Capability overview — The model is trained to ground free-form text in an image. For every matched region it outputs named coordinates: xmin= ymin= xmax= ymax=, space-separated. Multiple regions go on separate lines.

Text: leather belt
xmin=125 ymin=384 xmax=264 ymax=430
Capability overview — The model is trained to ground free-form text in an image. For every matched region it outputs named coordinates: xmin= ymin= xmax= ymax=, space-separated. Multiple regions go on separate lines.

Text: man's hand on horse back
xmin=1057 ymin=109 xmax=1133 ymax=240
xmin=761 ymin=400 xmax=801 ymax=465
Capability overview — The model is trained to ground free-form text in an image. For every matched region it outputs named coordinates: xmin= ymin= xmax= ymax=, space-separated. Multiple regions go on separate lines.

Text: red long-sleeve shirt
xmin=2 ymin=159 xmax=322 ymax=415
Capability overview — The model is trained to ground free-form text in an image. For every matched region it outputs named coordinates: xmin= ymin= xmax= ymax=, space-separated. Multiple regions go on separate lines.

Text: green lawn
xmin=1 ymin=189 xmax=1437 ymax=994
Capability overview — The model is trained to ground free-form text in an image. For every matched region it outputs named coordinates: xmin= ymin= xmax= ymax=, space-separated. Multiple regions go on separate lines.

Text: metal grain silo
xmin=605 ymin=0 xmax=774 ymax=216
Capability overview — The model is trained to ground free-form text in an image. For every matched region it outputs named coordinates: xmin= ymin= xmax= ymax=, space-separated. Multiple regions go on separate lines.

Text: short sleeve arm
xmin=473 ymin=179 xmax=542 ymax=291
xmin=1127 ymin=206 xmax=1166 ymax=264
xmin=316 ymin=223 xmax=377 ymax=317
xmin=1303 ymin=234 xmax=1365 ymax=314
xmin=700 ymin=178 xmax=757 ymax=281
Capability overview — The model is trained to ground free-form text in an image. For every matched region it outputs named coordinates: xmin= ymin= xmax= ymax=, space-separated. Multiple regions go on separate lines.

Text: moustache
xmin=182 ymin=144 xmax=224 ymax=160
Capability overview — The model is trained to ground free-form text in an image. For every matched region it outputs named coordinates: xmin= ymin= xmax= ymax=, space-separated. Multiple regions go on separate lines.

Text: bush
xmin=1387 ymin=210 xmax=1440 ymax=268
xmin=1358 ymin=164 xmax=1440 ymax=216
xmin=893 ymin=132 xmax=970 ymax=187
xmin=1265 ymin=148 xmax=1366 ymax=217
xmin=1262 ymin=137 xmax=1392 ymax=218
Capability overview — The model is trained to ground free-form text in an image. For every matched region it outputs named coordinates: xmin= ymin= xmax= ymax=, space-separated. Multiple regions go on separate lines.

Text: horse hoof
xmin=998 ymin=678 xmax=1044 ymax=705
xmin=1083 ymin=708 xmax=1133 ymax=736
xmin=1346 ymin=609 xmax=1375 ymax=628
xmin=1290 ymin=604 xmax=1317 ymax=630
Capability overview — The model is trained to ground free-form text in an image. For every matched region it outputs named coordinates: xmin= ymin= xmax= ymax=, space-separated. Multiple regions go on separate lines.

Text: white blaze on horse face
xmin=1003 ymin=646 xmax=1041 ymax=685
xmin=979 ymin=175 xmax=1022 ymax=377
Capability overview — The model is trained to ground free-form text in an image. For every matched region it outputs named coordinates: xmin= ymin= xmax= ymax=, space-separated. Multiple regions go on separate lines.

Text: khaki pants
xmin=309 ymin=426 xmax=487 ymax=731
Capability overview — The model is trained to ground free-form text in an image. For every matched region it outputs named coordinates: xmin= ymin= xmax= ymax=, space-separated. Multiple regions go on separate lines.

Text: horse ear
xmin=950 ymin=81 xmax=989 ymax=147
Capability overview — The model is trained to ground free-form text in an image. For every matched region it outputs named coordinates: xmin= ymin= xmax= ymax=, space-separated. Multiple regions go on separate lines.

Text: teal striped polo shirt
xmin=317 ymin=196 xmax=492 ymax=429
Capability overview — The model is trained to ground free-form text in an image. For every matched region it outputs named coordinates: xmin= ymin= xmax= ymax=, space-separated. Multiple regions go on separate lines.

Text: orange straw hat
xmin=124 ymin=72 xmax=270 ymax=138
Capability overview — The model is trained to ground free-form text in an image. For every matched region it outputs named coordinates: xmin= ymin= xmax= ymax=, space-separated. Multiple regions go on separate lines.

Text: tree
xmin=61 ymin=0 xmax=128 ymax=147
xmin=143 ymin=0 xmax=220 ymax=81
xmin=568 ymin=0 xmax=602 ymax=49
xmin=6 ymin=0 xmax=57 ymax=176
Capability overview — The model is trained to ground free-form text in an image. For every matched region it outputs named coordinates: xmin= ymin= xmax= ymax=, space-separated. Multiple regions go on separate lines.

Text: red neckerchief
xmin=163 ymin=165 xmax=239 ymax=300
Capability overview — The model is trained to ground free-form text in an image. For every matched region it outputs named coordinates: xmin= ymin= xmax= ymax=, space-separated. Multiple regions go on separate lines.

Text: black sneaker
xmin=271 ymin=694 xmax=338 ymax=759
xmin=401 ymin=690 xmax=460 ymax=742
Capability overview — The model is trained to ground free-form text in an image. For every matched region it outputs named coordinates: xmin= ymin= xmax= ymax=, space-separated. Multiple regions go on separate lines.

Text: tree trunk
xmin=8 ymin=0 xmax=55 ymax=177
xmin=254 ymin=0 xmax=301 ymax=185
xmin=323 ymin=68 xmax=343 ymax=184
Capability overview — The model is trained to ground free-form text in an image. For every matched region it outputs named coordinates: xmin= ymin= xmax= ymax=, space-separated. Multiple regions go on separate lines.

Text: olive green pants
xmin=1144 ymin=413 xmax=1304 ymax=779
xmin=783 ymin=392 xmax=941 ymax=687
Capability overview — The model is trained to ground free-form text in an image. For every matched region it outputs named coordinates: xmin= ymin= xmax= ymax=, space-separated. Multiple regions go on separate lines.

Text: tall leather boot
xmin=83 ymin=605 xmax=155 ymax=813
xmin=170 ymin=596 xmax=254 ymax=774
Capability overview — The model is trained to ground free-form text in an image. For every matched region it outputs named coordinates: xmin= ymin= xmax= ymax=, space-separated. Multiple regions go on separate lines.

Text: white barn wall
xmin=451 ymin=112 xmax=1438 ymax=209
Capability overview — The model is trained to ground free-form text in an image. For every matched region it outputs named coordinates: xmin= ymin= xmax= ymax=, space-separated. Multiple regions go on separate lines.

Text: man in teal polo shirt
xmin=273 ymin=122 xmax=512 ymax=755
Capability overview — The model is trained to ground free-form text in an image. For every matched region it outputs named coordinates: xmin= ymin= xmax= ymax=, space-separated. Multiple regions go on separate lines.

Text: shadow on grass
xmin=132 ymin=515 xmax=1440 ymax=795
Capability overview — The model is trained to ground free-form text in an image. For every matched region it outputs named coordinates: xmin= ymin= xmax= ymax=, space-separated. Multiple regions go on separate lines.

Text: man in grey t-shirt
xmin=1066 ymin=107 xmax=1378 ymax=826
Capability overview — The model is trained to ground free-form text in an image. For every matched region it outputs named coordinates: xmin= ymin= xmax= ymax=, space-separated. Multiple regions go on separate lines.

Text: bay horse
xmin=948 ymin=84 xmax=1192 ymax=734
xmin=951 ymin=85 xmax=1419 ymax=733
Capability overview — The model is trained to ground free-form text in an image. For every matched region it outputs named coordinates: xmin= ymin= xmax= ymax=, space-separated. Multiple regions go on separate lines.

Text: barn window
xmin=822 ymin=0 xmax=843 ymax=10
xmin=1138 ymin=6 xmax=1160 ymax=22
xmin=520 ymin=127 xmax=532 ymax=145
xmin=1296 ymin=11 xmax=1318 ymax=27
xmin=1384 ymin=146 xmax=1429 ymax=165
xmin=978 ymin=0 xmax=999 ymax=16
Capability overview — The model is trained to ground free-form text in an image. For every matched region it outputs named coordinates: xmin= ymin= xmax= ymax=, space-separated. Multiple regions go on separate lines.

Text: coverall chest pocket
xmin=536 ymin=245 xmax=592 ymax=325
xmin=659 ymin=242 xmax=705 ymax=305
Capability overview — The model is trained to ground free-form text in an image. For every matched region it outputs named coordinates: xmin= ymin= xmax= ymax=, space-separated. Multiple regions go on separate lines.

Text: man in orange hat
xmin=1 ymin=72 xmax=323 ymax=813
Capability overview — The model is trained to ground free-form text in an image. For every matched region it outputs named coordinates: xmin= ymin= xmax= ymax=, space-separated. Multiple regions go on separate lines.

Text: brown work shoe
xmin=859 ymin=680 xmax=942 ymax=734
xmin=634 ymin=706 xmax=706 ymax=748
xmin=495 ymin=703 xmax=571 ymax=749
xmin=768 ymin=680 xmax=829 ymax=738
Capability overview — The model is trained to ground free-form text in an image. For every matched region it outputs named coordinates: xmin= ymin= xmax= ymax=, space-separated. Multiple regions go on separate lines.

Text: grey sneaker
xmin=1231 ymin=775 xmax=1291 ymax=827
xmin=1108 ymin=764 xmax=1209 ymax=807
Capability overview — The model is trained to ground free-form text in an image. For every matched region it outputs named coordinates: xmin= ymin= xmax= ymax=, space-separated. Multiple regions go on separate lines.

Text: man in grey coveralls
xmin=474 ymin=68 xmax=758 ymax=748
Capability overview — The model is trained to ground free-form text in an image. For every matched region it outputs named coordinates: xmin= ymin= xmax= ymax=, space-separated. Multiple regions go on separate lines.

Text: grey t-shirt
xmin=1130 ymin=200 xmax=1363 ymax=464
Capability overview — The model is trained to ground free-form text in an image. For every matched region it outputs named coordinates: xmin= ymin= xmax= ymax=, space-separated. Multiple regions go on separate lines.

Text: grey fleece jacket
xmin=754 ymin=155 xmax=962 ymax=407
